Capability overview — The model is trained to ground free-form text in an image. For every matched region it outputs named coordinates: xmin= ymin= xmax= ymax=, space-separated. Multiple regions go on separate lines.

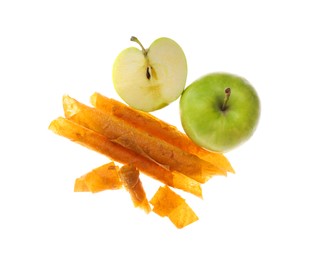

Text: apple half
xmin=180 ymin=72 xmax=260 ymax=153
xmin=113 ymin=37 xmax=188 ymax=112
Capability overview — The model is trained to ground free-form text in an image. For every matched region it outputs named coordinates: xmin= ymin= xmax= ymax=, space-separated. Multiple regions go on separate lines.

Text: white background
xmin=1 ymin=0 xmax=319 ymax=259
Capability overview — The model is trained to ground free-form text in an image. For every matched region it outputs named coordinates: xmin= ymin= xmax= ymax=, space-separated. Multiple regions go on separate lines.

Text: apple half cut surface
xmin=113 ymin=37 xmax=188 ymax=112
xmin=180 ymin=72 xmax=260 ymax=153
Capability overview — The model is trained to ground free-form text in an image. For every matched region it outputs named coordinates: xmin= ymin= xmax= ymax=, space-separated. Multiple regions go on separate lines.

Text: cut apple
xmin=112 ymin=36 xmax=187 ymax=112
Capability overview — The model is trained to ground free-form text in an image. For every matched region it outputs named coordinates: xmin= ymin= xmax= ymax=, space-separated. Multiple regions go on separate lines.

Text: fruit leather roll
xmin=118 ymin=164 xmax=151 ymax=213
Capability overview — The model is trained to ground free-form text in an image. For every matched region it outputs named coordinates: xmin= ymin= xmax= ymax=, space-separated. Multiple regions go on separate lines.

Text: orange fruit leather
xmin=118 ymin=164 xmax=151 ymax=213
xmin=150 ymin=186 xmax=199 ymax=229
xmin=91 ymin=92 xmax=234 ymax=174
xmin=63 ymin=95 xmax=225 ymax=183
xmin=74 ymin=177 xmax=90 ymax=192
xmin=49 ymin=93 xmax=238 ymax=228
xmin=74 ymin=162 xmax=122 ymax=192
xmin=49 ymin=117 xmax=202 ymax=198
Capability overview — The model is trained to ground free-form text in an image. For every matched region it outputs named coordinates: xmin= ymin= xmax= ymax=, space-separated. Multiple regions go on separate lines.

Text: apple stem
xmin=130 ymin=36 xmax=148 ymax=56
xmin=130 ymin=36 xmax=155 ymax=80
xmin=221 ymin=88 xmax=231 ymax=111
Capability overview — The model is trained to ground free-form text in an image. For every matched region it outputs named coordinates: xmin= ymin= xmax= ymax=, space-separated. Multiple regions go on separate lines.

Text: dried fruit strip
xmin=150 ymin=186 xmax=199 ymax=229
xmin=74 ymin=162 xmax=122 ymax=193
xmin=91 ymin=92 xmax=234 ymax=173
xmin=64 ymin=95 xmax=225 ymax=183
xmin=118 ymin=164 xmax=151 ymax=213
xmin=49 ymin=117 xmax=202 ymax=197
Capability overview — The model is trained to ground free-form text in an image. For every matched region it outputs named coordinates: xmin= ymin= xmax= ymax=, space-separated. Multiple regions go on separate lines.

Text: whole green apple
xmin=180 ymin=73 xmax=260 ymax=152
xmin=113 ymin=36 xmax=187 ymax=112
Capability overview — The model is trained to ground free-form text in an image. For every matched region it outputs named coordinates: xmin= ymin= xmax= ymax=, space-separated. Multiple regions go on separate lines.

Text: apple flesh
xmin=180 ymin=73 xmax=260 ymax=152
xmin=113 ymin=37 xmax=188 ymax=112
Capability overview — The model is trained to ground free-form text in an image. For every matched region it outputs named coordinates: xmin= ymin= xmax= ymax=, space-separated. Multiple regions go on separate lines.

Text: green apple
xmin=180 ymin=72 xmax=260 ymax=152
xmin=112 ymin=36 xmax=187 ymax=112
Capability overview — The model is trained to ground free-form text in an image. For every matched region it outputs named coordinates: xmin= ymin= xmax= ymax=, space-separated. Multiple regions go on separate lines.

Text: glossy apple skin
xmin=180 ymin=73 xmax=260 ymax=152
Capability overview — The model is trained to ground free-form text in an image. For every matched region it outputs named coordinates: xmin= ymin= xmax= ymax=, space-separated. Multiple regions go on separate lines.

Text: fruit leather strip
xmin=150 ymin=185 xmax=199 ymax=229
xmin=74 ymin=162 xmax=122 ymax=193
xmin=118 ymin=164 xmax=151 ymax=213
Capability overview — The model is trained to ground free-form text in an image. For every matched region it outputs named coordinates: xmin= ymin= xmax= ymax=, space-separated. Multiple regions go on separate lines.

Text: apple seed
xmin=146 ymin=66 xmax=151 ymax=80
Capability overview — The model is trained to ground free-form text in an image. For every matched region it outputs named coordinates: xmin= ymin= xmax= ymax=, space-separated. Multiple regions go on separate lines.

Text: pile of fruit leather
xmin=49 ymin=92 xmax=234 ymax=228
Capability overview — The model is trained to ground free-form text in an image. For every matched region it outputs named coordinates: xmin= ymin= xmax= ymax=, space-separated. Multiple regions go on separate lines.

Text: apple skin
xmin=180 ymin=72 xmax=260 ymax=152
xmin=112 ymin=37 xmax=187 ymax=112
